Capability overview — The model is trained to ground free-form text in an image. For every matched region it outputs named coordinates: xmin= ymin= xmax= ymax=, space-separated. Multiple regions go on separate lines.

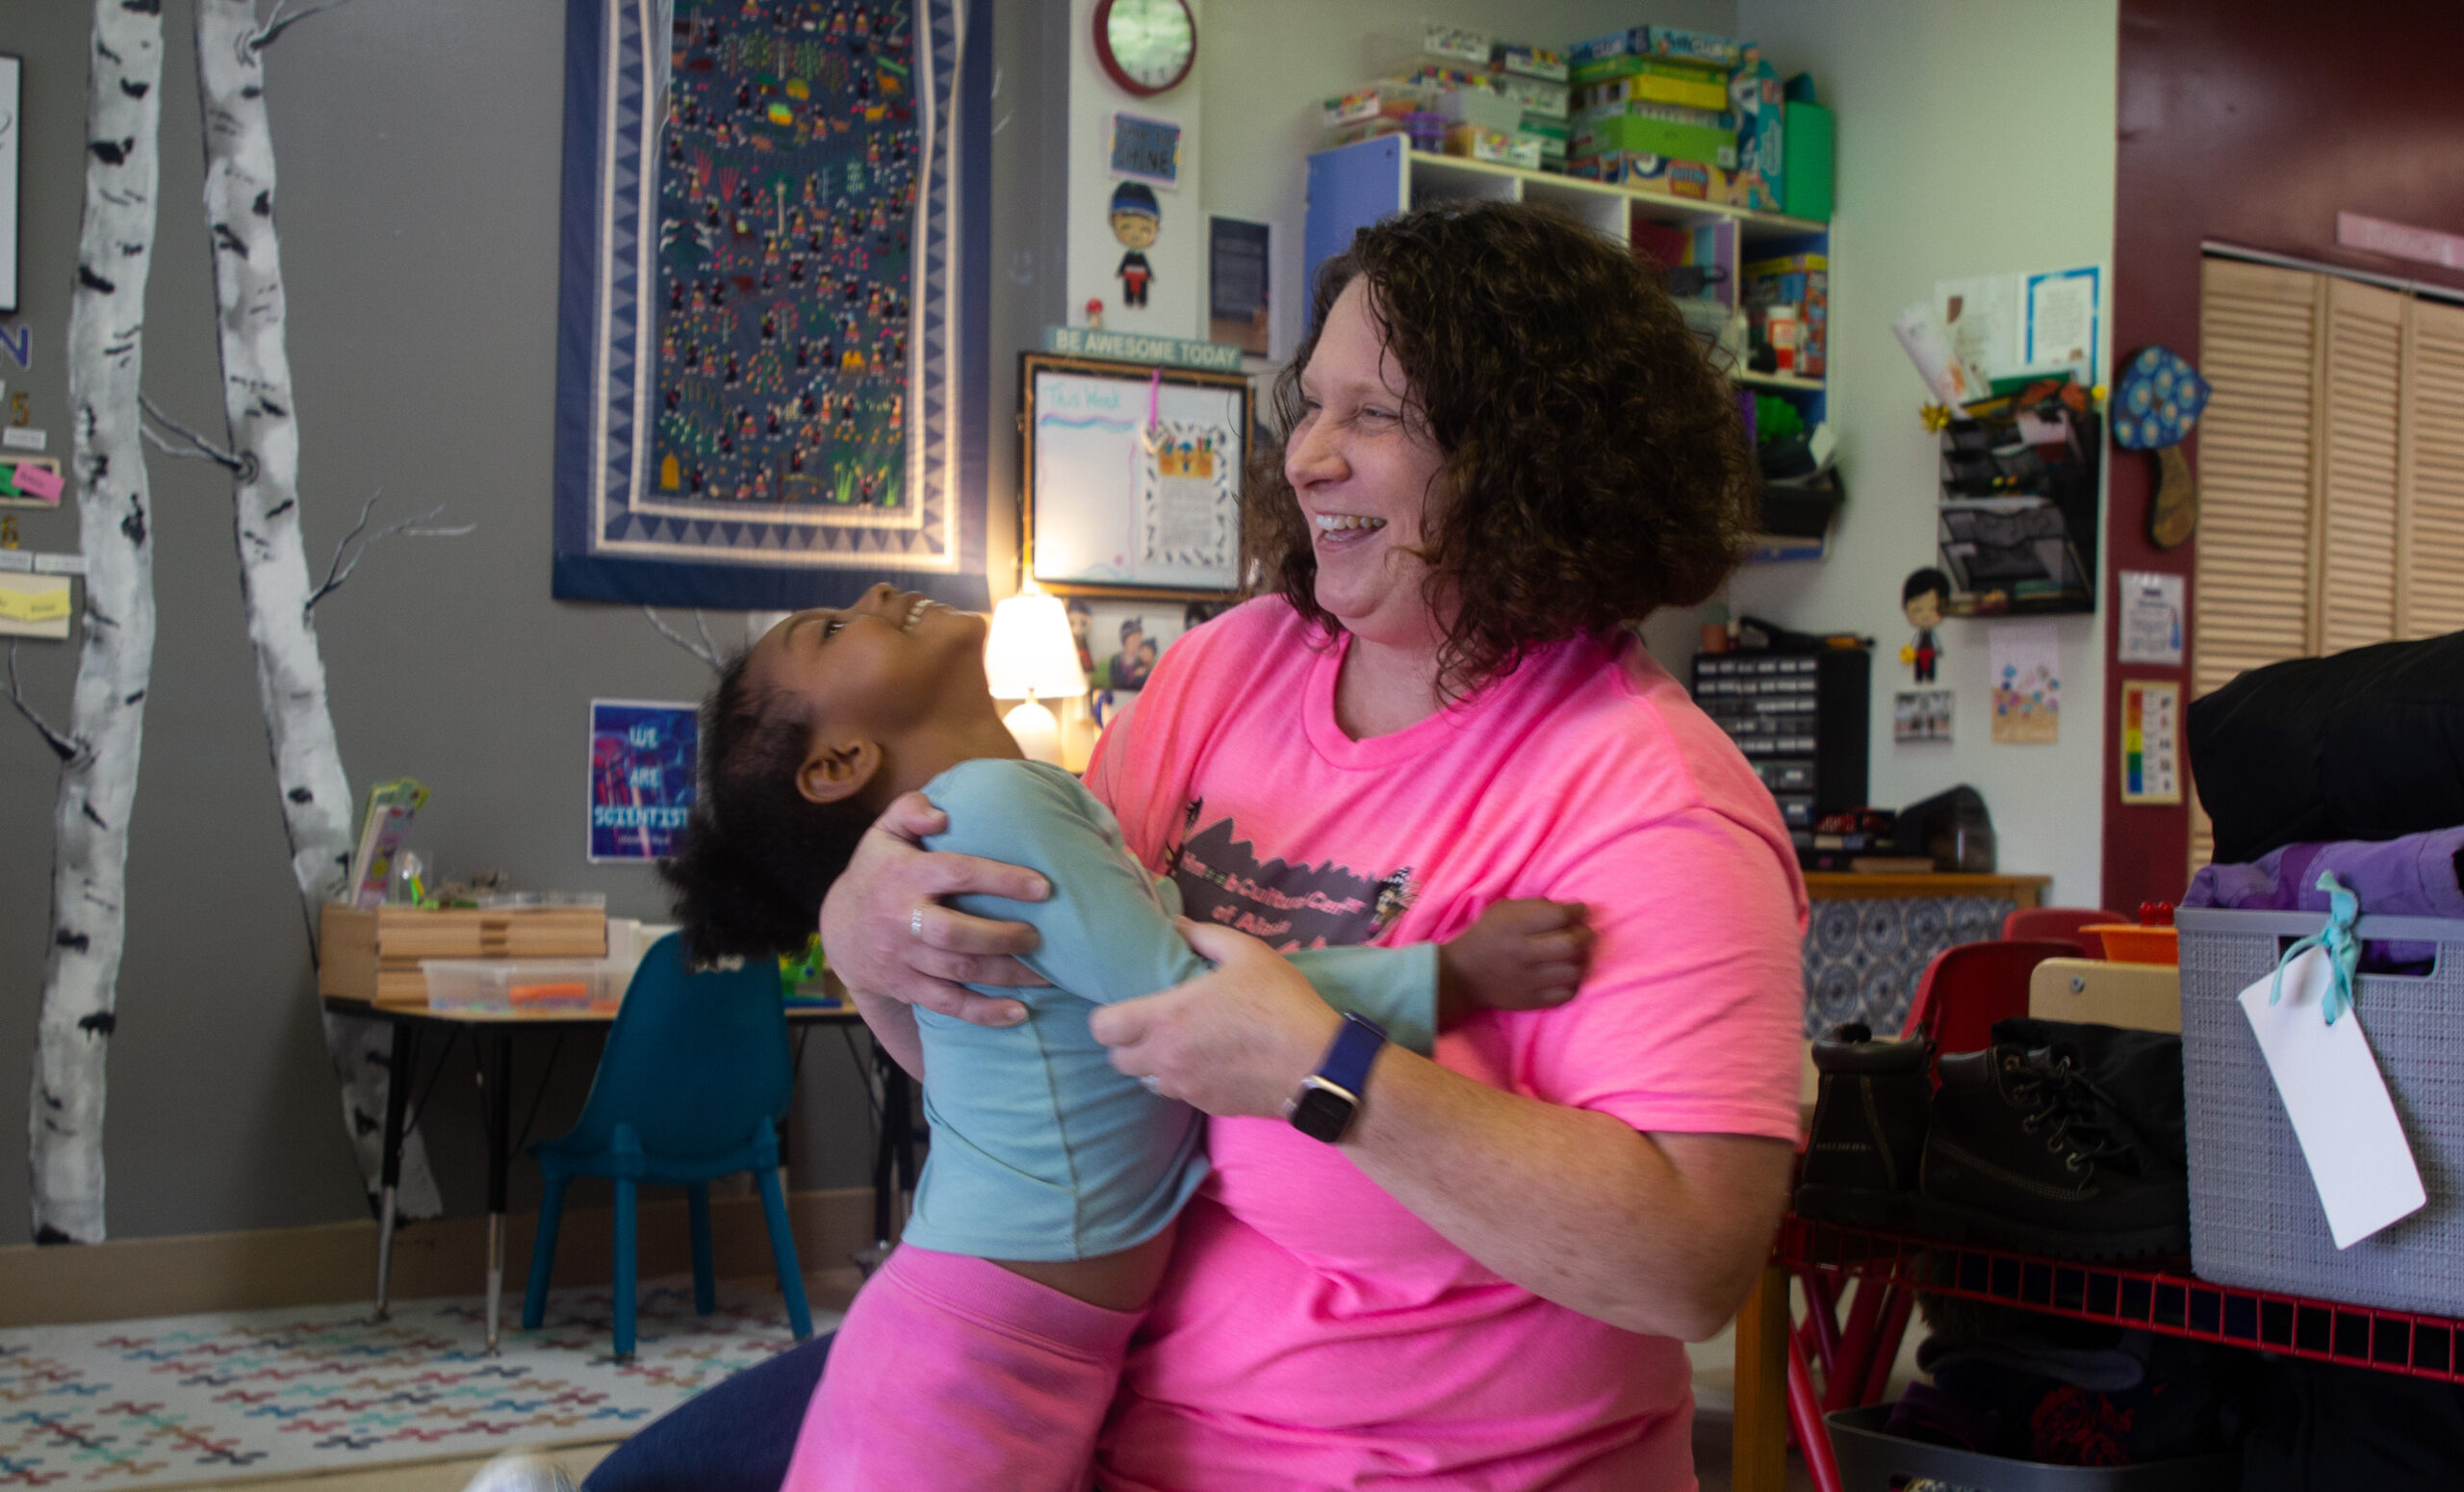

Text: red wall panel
xmin=2107 ymin=0 xmax=2464 ymax=909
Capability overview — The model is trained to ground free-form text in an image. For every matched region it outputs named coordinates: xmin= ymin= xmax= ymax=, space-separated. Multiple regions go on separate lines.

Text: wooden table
xmin=325 ymin=995 xmax=909 ymax=1354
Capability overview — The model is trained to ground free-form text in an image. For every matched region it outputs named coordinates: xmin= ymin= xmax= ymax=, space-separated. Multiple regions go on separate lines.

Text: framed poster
xmin=552 ymin=0 xmax=991 ymax=611
xmin=1022 ymin=353 xmax=1249 ymax=598
xmin=588 ymin=700 xmax=699 ymax=862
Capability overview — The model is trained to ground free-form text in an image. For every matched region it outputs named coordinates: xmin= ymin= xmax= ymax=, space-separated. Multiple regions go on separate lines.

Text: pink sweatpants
xmin=782 ymin=1244 xmax=1144 ymax=1491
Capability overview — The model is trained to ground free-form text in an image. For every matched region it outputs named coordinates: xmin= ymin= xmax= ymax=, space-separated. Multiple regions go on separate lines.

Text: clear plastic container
xmin=422 ymin=958 xmax=629 ymax=1015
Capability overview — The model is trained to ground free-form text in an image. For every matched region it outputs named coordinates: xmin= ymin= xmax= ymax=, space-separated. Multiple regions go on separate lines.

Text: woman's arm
xmin=1092 ymin=917 xmax=1794 ymax=1341
xmin=820 ymin=791 xmax=1053 ymax=1030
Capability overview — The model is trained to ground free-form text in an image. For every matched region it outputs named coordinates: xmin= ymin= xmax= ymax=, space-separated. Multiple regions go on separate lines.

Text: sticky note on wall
xmin=0 ymin=573 xmax=72 ymax=639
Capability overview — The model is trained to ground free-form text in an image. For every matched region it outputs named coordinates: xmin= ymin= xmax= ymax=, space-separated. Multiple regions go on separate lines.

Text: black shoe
xmin=1794 ymin=1022 xmax=1933 ymax=1232
xmin=1914 ymin=1046 xmax=2189 ymax=1261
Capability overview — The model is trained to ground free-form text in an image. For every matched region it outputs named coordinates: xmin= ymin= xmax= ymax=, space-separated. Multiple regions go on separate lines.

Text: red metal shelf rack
xmin=1778 ymin=1213 xmax=2464 ymax=1385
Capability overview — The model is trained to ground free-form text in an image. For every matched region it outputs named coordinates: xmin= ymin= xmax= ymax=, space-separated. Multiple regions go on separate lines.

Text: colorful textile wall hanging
xmin=553 ymin=0 xmax=989 ymax=609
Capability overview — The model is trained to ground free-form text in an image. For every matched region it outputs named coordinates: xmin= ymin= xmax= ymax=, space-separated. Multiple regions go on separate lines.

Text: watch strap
xmin=1317 ymin=1011 xmax=1389 ymax=1098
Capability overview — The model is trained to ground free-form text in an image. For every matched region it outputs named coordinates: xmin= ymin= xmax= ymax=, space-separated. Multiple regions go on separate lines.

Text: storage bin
xmin=2178 ymin=907 xmax=2464 ymax=1316
xmin=421 ymin=958 xmax=629 ymax=1015
xmin=1827 ymin=1405 xmax=2236 ymax=1491
xmin=319 ymin=901 xmax=607 ymax=1004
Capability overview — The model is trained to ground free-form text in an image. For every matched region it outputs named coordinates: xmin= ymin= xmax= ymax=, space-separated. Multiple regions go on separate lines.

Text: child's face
xmin=1905 ymin=591 xmax=1942 ymax=629
xmin=749 ymin=584 xmax=989 ymax=743
xmin=1112 ymin=212 xmax=1157 ymax=249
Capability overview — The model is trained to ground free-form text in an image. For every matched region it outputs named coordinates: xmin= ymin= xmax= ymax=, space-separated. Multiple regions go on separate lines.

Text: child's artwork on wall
xmin=553 ymin=0 xmax=990 ymax=611
xmin=1893 ymin=689 xmax=1953 ymax=745
xmin=1024 ymin=354 xmax=1247 ymax=595
xmin=588 ymin=700 xmax=699 ymax=862
xmin=1989 ymin=620 xmax=2062 ymax=745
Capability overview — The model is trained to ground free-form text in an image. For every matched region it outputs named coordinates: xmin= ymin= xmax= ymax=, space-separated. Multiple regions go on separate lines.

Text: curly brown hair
xmin=1246 ymin=199 xmax=1757 ymax=699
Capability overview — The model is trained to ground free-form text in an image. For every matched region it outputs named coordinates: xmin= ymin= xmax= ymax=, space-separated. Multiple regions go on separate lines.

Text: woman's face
xmin=1285 ymin=279 xmax=1449 ymax=652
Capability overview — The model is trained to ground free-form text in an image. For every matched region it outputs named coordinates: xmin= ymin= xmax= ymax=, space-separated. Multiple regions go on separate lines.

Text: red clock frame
xmin=1091 ymin=0 xmax=1196 ymax=98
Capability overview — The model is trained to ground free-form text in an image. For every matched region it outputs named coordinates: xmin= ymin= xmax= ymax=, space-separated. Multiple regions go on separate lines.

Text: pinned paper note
xmin=0 ymin=573 xmax=71 ymax=640
xmin=2 ymin=427 xmax=46 ymax=453
xmin=13 ymin=463 xmax=62 ymax=502
xmin=2240 ymin=945 xmax=2426 ymax=1248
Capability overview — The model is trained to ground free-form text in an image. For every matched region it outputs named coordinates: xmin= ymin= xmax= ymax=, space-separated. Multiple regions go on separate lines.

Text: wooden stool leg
xmin=1732 ymin=1262 xmax=1791 ymax=1492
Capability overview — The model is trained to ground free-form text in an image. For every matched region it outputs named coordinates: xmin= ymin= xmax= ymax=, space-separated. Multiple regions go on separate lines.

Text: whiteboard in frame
xmin=1022 ymin=353 xmax=1251 ymax=599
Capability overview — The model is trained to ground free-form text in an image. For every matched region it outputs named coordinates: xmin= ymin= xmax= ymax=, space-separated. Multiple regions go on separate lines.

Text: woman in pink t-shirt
xmin=822 ymin=201 xmax=1807 ymax=1490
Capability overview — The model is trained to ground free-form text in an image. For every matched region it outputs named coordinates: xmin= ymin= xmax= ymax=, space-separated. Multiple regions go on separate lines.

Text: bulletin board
xmin=1022 ymin=354 xmax=1250 ymax=598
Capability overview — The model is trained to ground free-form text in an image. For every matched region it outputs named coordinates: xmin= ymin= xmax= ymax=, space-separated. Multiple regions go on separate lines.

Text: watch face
xmin=1104 ymin=0 xmax=1194 ymax=92
xmin=1290 ymin=1084 xmax=1355 ymax=1144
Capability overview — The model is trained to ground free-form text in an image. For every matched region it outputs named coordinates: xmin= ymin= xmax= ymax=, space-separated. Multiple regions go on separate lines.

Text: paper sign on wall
xmin=2240 ymin=945 xmax=2425 ymax=1248
xmin=1989 ymin=620 xmax=2061 ymax=745
xmin=588 ymin=700 xmax=698 ymax=862
xmin=0 ymin=572 xmax=70 ymax=640
xmin=2118 ymin=680 xmax=2180 ymax=805
xmin=2118 ymin=570 xmax=2186 ymax=665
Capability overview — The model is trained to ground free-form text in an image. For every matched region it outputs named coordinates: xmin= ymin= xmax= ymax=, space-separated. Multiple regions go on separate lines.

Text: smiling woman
xmin=602 ymin=200 xmax=1805 ymax=1492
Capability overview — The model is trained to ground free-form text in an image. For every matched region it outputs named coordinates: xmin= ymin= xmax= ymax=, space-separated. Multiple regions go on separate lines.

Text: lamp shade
xmin=984 ymin=592 xmax=1087 ymax=700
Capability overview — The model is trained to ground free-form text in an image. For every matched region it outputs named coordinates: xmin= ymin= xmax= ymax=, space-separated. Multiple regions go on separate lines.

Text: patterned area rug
xmin=0 ymin=1280 xmax=838 ymax=1488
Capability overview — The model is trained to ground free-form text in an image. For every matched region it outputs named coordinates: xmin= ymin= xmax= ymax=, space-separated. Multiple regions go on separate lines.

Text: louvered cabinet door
xmin=2193 ymin=259 xmax=2324 ymax=874
xmin=2317 ymin=277 xmax=2406 ymax=653
xmin=2400 ymin=296 xmax=2464 ymax=639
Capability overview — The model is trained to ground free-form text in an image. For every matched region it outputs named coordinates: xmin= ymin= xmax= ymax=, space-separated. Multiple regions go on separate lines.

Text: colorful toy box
xmin=1574 ymin=62 xmax=1732 ymax=114
xmin=1571 ymin=104 xmax=1736 ymax=170
xmin=1730 ymin=50 xmax=1785 ymax=214
xmin=1492 ymin=71 xmax=1570 ymax=117
xmin=1568 ymin=151 xmax=1756 ymax=207
xmin=1491 ymin=43 xmax=1568 ymax=82
xmin=1446 ymin=123 xmax=1542 ymax=169
xmin=1743 ymin=252 xmax=1828 ymax=377
xmin=1569 ymin=25 xmax=1745 ymax=71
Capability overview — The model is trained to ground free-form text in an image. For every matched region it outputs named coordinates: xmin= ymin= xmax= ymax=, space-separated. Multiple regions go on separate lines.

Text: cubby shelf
xmin=1734 ymin=370 xmax=1826 ymax=393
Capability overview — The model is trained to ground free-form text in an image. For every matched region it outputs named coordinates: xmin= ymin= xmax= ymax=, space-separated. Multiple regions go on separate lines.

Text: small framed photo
xmin=1894 ymin=689 xmax=1954 ymax=744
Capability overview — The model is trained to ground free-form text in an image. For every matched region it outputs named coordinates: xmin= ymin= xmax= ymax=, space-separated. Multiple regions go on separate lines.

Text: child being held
xmin=662 ymin=584 xmax=1592 ymax=1491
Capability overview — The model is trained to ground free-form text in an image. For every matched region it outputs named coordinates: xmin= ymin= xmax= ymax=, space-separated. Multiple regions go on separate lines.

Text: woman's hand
xmin=817 ymin=791 xmax=1052 ymax=1027
xmin=1091 ymin=919 xmax=1340 ymax=1118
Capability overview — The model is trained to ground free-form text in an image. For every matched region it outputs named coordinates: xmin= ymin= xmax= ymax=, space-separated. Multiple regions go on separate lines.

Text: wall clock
xmin=1093 ymin=0 xmax=1196 ymax=97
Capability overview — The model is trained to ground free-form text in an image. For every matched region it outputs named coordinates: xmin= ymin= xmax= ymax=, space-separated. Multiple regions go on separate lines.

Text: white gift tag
xmin=2239 ymin=945 xmax=2426 ymax=1248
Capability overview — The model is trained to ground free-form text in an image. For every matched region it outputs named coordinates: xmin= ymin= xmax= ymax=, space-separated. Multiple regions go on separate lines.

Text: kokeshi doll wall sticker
xmin=1111 ymin=182 xmax=1160 ymax=309
xmin=2115 ymin=346 xmax=2213 ymax=551
xmin=1902 ymin=567 xmax=1949 ymax=682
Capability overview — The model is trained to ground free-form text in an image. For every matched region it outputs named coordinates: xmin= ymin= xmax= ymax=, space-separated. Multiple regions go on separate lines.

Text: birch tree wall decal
xmin=186 ymin=0 xmax=445 ymax=1224
xmin=16 ymin=0 xmax=169 ymax=1245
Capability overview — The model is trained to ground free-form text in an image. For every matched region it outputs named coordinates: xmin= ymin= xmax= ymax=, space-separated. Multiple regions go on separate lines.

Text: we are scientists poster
xmin=589 ymin=700 xmax=698 ymax=862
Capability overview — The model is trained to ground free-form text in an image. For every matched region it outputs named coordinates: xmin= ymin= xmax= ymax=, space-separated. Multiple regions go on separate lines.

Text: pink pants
xmin=782 ymin=1244 xmax=1144 ymax=1491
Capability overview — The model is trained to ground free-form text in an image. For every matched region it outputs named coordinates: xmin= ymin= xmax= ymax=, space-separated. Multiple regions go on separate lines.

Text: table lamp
xmin=984 ymin=591 xmax=1086 ymax=764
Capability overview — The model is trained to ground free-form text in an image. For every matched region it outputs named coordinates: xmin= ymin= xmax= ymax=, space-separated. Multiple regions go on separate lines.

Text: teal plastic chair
xmin=521 ymin=932 xmax=813 ymax=1359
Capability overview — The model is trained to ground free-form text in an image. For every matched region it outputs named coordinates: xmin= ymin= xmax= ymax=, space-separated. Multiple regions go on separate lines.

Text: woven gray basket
xmin=2179 ymin=907 xmax=2464 ymax=1316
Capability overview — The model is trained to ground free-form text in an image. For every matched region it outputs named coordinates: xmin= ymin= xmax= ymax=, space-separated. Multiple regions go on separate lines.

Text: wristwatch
xmin=1287 ymin=1012 xmax=1389 ymax=1143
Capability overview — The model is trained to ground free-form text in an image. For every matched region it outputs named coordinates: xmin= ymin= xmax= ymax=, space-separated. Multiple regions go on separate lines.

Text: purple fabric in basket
xmin=2185 ymin=827 xmax=2464 ymax=971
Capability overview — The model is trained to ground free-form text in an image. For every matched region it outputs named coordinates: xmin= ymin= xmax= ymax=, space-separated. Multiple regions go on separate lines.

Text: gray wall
xmin=0 ymin=0 xmax=1075 ymax=1244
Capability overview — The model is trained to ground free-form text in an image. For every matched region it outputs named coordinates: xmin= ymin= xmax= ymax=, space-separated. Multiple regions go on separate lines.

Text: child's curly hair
xmin=1245 ymin=199 xmax=1758 ymax=700
xmin=659 ymin=652 xmax=872 ymax=965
